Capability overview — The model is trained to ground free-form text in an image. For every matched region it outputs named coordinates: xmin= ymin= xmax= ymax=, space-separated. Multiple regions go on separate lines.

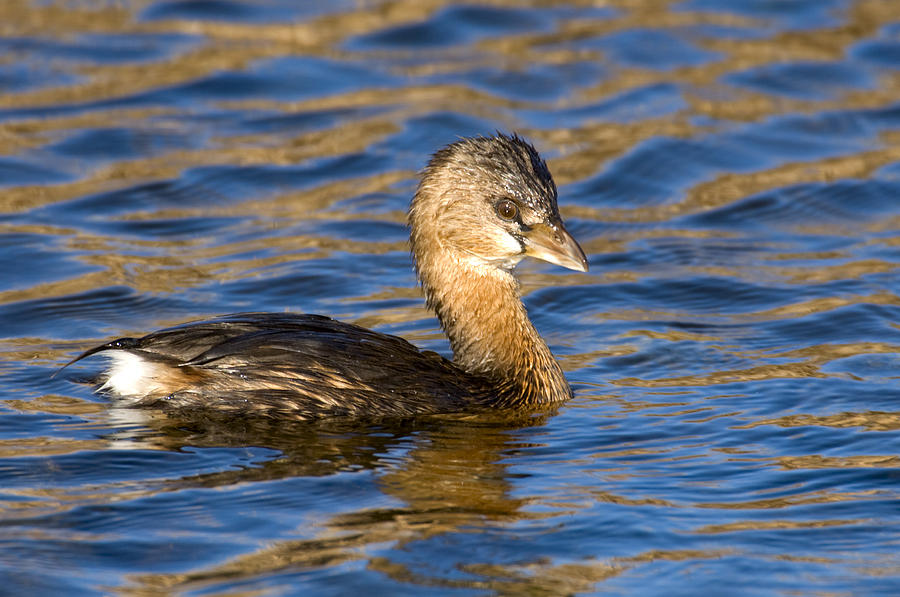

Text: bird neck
xmin=415 ymin=249 xmax=571 ymax=405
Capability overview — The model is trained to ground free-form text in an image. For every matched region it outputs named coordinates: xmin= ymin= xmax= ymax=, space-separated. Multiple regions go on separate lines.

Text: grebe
xmin=65 ymin=134 xmax=588 ymax=419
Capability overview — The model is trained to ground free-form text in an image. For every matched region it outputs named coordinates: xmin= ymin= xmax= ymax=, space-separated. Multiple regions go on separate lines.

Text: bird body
xmin=65 ymin=134 xmax=588 ymax=419
xmin=80 ymin=313 xmax=489 ymax=418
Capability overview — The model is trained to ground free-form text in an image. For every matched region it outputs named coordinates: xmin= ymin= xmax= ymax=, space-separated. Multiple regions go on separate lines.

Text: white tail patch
xmin=99 ymin=351 xmax=177 ymax=403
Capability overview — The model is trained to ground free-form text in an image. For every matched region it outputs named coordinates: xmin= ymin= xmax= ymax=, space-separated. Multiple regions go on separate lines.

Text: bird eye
xmin=495 ymin=199 xmax=519 ymax=221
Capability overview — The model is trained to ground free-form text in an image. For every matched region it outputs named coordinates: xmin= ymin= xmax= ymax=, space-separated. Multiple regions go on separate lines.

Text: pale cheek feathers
xmin=493 ymin=231 xmax=525 ymax=257
xmin=439 ymin=218 xmax=523 ymax=266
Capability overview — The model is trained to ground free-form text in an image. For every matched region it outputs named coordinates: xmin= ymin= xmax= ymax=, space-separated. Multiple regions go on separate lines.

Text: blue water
xmin=1 ymin=1 xmax=899 ymax=595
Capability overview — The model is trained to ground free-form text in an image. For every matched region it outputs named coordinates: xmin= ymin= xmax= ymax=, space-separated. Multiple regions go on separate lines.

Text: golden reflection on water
xmin=112 ymin=413 xmax=547 ymax=593
xmin=112 ymin=415 xmax=741 ymax=596
xmin=743 ymin=412 xmax=900 ymax=432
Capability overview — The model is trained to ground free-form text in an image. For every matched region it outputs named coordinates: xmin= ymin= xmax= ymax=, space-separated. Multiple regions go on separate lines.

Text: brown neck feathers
xmin=411 ymin=232 xmax=572 ymax=405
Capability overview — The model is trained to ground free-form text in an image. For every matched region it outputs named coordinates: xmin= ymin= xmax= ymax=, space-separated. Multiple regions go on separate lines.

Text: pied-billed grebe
xmin=65 ymin=134 xmax=588 ymax=419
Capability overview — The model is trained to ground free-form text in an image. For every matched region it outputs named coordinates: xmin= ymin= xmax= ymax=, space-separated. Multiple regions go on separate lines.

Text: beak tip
xmin=570 ymin=253 xmax=589 ymax=273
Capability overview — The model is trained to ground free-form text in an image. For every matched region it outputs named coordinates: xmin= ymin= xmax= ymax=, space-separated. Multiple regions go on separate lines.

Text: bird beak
xmin=523 ymin=221 xmax=589 ymax=272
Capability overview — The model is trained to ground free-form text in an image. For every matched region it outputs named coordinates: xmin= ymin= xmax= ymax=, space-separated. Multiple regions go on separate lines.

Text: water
xmin=1 ymin=0 xmax=899 ymax=594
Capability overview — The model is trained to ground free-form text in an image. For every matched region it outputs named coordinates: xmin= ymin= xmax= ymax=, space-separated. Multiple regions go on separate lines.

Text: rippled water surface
xmin=2 ymin=0 xmax=899 ymax=594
